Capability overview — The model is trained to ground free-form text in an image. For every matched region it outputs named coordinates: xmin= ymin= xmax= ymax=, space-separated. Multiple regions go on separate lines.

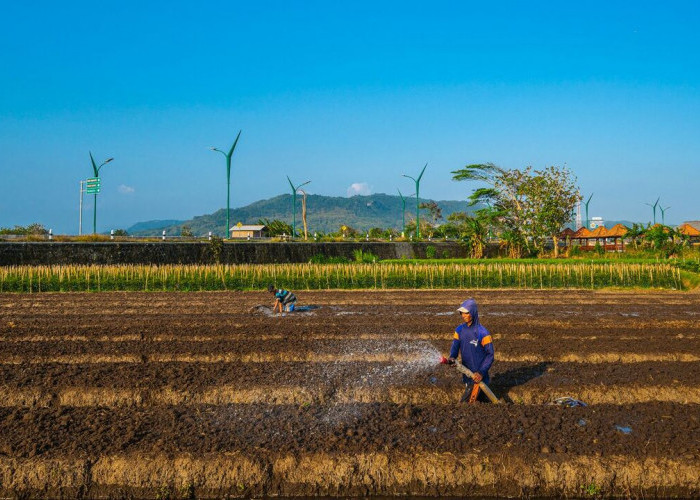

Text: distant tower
xmin=575 ymin=201 xmax=582 ymax=230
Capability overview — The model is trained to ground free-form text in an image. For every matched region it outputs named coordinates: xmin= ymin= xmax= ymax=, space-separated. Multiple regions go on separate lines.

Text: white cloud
xmin=346 ymin=182 xmax=371 ymax=197
xmin=118 ymin=184 xmax=135 ymax=194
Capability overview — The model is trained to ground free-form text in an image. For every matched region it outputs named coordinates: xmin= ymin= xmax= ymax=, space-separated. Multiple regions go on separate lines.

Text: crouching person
xmin=268 ymin=285 xmax=297 ymax=313
xmin=448 ymin=298 xmax=495 ymax=403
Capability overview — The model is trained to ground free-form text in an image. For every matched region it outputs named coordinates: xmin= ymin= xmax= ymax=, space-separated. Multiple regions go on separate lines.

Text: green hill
xmin=127 ymin=193 xmax=475 ymax=236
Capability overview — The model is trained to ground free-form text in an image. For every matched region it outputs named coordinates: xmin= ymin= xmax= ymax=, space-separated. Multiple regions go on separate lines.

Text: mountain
xmin=126 ymin=219 xmax=185 ymax=234
xmin=127 ymin=193 xmax=475 ymax=236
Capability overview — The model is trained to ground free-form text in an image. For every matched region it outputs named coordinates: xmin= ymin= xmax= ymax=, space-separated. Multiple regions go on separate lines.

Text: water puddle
xmin=614 ymin=425 xmax=633 ymax=435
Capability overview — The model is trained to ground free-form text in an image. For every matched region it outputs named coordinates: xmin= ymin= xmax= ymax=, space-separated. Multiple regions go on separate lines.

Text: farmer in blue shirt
xmin=268 ymin=285 xmax=297 ymax=313
xmin=448 ymin=298 xmax=495 ymax=403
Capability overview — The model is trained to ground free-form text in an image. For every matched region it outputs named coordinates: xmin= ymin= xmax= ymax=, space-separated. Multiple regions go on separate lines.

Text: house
xmin=229 ymin=224 xmax=266 ymax=239
xmin=563 ymin=224 xmax=628 ymax=251
xmin=679 ymin=221 xmax=700 ymax=242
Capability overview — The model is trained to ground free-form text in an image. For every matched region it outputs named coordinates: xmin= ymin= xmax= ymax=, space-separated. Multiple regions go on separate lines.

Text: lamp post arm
xmin=89 ymin=152 xmax=99 ymax=177
xmin=227 ymin=130 xmax=242 ymax=159
xmin=416 ymin=162 xmax=428 ymax=183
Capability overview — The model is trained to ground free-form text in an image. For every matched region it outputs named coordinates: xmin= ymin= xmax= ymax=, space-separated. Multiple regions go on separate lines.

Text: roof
xmin=679 ymin=223 xmax=700 ymax=237
xmin=682 ymin=221 xmax=700 ymax=231
xmin=230 ymin=225 xmax=266 ymax=231
xmin=559 ymin=228 xmax=576 ymax=237
xmin=573 ymin=227 xmax=593 ymax=238
xmin=588 ymin=226 xmax=608 ymax=238
xmin=606 ymin=224 xmax=629 ymax=237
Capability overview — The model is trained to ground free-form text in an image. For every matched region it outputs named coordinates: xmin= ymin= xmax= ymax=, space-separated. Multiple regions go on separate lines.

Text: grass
xmin=0 ymin=261 xmax=687 ymax=292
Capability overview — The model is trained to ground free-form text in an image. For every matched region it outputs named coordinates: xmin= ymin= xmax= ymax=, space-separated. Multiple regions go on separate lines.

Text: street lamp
xmin=659 ymin=205 xmax=671 ymax=226
xmin=210 ymin=130 xmax=242 ymax=237
xmin=402 ymin=163 xmax=427 ymax=238
xmin=583 ymin=193 xmax=593 ymax=229
xmin=644 ymin=197 xmax=660 ymax=225
xmin=397 ymin=189 xmax=414 ymax=237
xmin=89 ymin=152 xmax=114 ymax=234
xmin=287 ymin=177 xmax=310 ymax=238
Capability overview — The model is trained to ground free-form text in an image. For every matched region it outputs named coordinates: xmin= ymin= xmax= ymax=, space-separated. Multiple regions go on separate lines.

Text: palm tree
xmin=624 ymin=223 xmax=645 ymax=249
xmin=464 ymin=216 xmax=488 ymax=258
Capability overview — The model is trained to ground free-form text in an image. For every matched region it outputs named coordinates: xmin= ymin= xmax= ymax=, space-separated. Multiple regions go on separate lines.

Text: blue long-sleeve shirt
xmin=274 ymin=289 xmax=296 ymax=304
xmin=449 ymin=322 xmax=494 ymax=383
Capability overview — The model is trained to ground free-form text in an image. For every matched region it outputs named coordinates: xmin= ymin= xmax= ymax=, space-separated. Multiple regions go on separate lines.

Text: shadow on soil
xmin=491 ymin=362 xmax=552 ymax=403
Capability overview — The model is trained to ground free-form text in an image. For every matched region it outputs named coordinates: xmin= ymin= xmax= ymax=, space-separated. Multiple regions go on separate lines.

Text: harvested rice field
xmin=0 ymin=289 xmax=699 ymax=498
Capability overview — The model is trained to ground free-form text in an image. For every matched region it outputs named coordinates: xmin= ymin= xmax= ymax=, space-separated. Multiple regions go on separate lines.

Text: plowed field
xmin=0 ymin=290 xmax=699 ymax=498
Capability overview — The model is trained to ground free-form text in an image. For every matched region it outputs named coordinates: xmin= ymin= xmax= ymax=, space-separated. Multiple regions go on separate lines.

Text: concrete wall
xmin=0 ymin=241 xmax=469 ymax=265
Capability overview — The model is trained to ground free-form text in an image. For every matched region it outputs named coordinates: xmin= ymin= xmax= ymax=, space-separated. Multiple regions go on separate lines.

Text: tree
xmin=452 ymin=163 xmax=531 ymax=257
xmin=418 ymin=201 xmax=442 ymax=238
xmin=337 ymin=225 xmax=360 ymax=238
xmin=419 ymin=201 xmax=442 ymax=225
xmin=440 ymin=211 xmax=489 ymax=257
xmin=525 ymin=166 xmax=581 ymax=257
xmin=644 ymin=224 xmax=672 ymax=250
xmin=404 ymin=218 xmax=434 ymax=239
xmin=625 ymin=223 xmax=645 ymax=249
xmin=180 ymin=225 xmax=193 ymax=237
xmin=258 ymin=218 xmax=293 ymax=237
xmin=451 ymin=163 xmax=581 ymax=257
xmin=436 ymin=212 xmax=467 ymax=239
xmin=368 ymin=227 xmax=384 ymax=239
xmin=464 ymin=216 xmax=488 ymax=258
xmin=0 ymin=223 xmax=48 ymax=235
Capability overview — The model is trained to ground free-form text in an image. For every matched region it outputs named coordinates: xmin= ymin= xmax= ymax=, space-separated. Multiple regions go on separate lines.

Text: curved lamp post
xmin=402 ymin=163 xmax=427 ymax=238
xmin=89 ymin=152 xmax=114 ymax=234
xmin=287 ymin=177 xmax=310 ymax=238
xmin=584 ymin=193 xmax=593 ymax=229
xmin=644 ymin=197 xmax=660 ymax=225
xmin=210 ymin=130 xmax=242 ymax=237
xmin=659 ymin=205 xmax=670 ymax=226
xmin=397 ymin=189 xmax=415 ymax=237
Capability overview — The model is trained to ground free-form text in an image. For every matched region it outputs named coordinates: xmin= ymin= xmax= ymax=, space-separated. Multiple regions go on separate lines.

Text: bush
xmin=425 ymin=245 xmax=437 ymax=259
xmin=209 ymin=236 xmax=224 ymax=263
xmin=0 ymin=223 xmax=49 ymax=235
xmin=353 ymin=249 xmax=379 ymax=263
xmin=568 ymin=245 xmax=582 ymax=257
xmin=368 ymin=227 xmax=384 ymax=239
xmin=309 ymin=254 xmax=351 ymax=264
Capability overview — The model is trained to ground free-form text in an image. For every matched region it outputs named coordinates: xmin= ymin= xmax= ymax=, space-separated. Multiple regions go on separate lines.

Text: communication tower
xmin=575 ymin=201 xmax=582 ymax=230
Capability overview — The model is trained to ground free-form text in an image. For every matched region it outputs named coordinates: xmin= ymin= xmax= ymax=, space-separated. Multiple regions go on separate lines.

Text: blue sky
xmin=1 ymin=1 xmax=698 ymax=233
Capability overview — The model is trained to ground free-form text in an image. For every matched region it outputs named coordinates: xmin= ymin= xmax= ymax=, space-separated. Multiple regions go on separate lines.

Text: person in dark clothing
xmin=448 ymin=298 xmax=495 ymax=403
xmin=268 ymin=284 xmax=297 ymax=313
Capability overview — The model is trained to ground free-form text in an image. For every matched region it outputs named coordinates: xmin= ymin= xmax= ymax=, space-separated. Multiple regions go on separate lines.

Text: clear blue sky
xmin=1 ymin=1 xmax=698 ymax=233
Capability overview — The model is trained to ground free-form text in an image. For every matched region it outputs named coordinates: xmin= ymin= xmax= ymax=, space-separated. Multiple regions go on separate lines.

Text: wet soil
xmin=0 ymin=290 xmax=699 ymax=497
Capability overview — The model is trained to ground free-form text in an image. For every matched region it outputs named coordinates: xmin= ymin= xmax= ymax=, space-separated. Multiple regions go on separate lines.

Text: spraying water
xmin=321 ymin=340 xmax=445 ymax=425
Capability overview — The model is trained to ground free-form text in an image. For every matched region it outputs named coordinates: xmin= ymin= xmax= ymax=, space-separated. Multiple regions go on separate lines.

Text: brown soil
xmin=0 ymin=290 xmax=699 ymax=498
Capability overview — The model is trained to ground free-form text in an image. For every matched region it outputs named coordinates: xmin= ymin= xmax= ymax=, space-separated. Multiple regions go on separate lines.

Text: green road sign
xmin=86 ymin=177 xmax=101 ymax=193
